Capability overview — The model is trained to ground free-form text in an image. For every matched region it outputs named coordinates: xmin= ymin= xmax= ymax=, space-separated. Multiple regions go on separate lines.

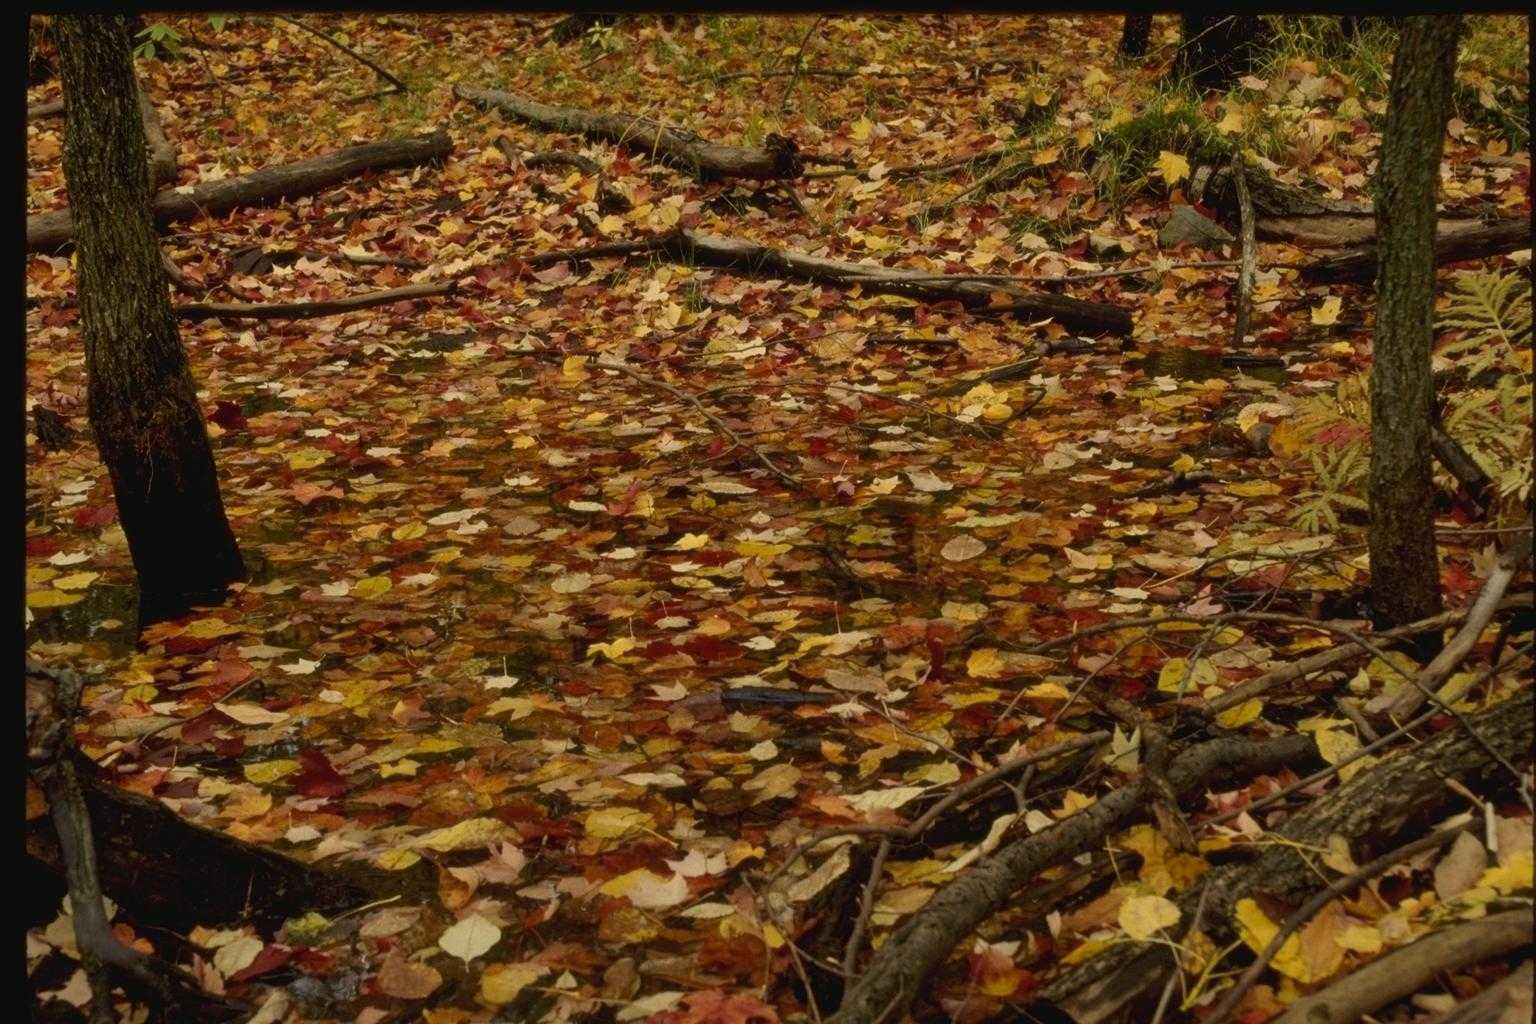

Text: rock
xmin=1159 ymin=205 xmax=1235 ymax=248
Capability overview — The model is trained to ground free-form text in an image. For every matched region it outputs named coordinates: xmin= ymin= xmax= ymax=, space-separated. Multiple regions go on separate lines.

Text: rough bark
xmin=1196 ymin=160 xmax=1491 ymax=247
xmin=175 ymin=280 xmax=456 ymax=322
xmin=1301 ymin=218 xmax=1531 ymax=284
xmin=1275 ymin=911 xmax=1532 ymax=1024
xmin=1037 ymin=686 xmax=1533 ymax=1024
xmin=56 ymin=14 xmax=247 ymax=629
xmin=1369 ymin=15 xmax=1461 ymax=637
xmin=454 ymin=84 xmax=804 ymax=181
xmin=1174 ymin=14 xmax=1264 ymax=92
xmin=1118 ymin=15 xmax=1153 ymax=58
xmin=827 ymin=733 xmax=1316 ymax=1024
xmin=136 ymin=85 xmax=177 ymax=189
xmin=29 ymin=130 xmax=451 ymax=253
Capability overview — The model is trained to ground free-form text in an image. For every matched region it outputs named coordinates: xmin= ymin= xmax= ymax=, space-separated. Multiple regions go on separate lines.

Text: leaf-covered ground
xmin=25 ymin=14 xmax=1532 ymax=1024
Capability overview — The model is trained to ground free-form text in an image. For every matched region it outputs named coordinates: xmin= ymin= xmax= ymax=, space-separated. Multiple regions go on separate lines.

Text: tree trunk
xmin=1174 ymin=14 xmax=1263 ymax=91
xmin=1119 ymin=15 xmax=1153 ymax=58
xmin=1368 ymin=16 xmax=1460 ymax=641
xmin=56 ymin=14 xmax=245 ymax=629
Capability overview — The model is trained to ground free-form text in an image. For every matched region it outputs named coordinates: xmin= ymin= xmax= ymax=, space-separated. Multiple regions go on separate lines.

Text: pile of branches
xmin=762 ymin=525 xmax=1533 ymax=1024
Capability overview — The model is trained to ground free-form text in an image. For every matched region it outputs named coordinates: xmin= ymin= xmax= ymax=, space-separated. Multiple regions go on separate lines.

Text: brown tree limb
xmin=28 ymin=131 xmax=451 ymax=253
xmin=1386 ymin=520 xmax=1534 ymax=719
xmin=1231 ymin=148 xmax=1256 ymax=345
xmin=524 ymin=229 xmax=1134 ymax=334
xmin=175 ymin=280 xmax=455 ymax=321
xmin=1432 ymin=424 xmax=1497 ymax=505
xmin=28 ymin=97 xmax=65 ymax=120
xmin=136 ymin=84 xmax=176 ymax=190
xmin=1302 ymin=218 xmax=1531 ymax=284
xmin=1431 ymin=959 xmax=1533 ymax=1024
xmin=1274 ymin=910 xmax=1533 ymax=1024
xmin=826 ymin=732 xmax=1314 ymax=1024
xmin=1037 ymin=686 xmax=1533 ymax=1024
xmin=274 ymin=14 xmax=406 ymax=96
xmin=1206 ymin=823 xmax=1477 ymax=1024
xmin=454 ymin=84 xmax=804 ymax=181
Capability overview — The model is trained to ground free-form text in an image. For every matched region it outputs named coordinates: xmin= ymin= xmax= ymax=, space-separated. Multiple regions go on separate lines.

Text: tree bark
xmin=454 ymin=84 xmax=804 ymax=181
xmin=1174 ymin=14 xmax=1264 ymax=91
xmin=1301 ymin=218 xmax=1530 ymax=284
xmin=1039 ymin=685 xmax=1534 ymax=1023
xmin=56 ymin=14 xmax=245 ymax=629
xmin=1119 ymin=15 xmax=1153 ymax=58
xmin=1369 ymin=16 xmax=1461 ymax=639
xmin=28 ymin=131 xmax=451 ymax=253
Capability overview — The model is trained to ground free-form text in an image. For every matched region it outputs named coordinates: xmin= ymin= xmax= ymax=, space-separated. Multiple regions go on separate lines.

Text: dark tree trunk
xmin=1174 ymin=14 xmax=1264 ymax=91
xmin=56 ymin=15 xmax=244 ymax=629
xmin=1368 ymin=16 xmax=1460 ymax=641
xmin=1119 ymin=15 xmax=1153 ymax=58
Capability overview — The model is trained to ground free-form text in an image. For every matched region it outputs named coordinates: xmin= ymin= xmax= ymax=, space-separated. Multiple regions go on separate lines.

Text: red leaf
xmin=293 ymin=748 xmax=348 ymax=799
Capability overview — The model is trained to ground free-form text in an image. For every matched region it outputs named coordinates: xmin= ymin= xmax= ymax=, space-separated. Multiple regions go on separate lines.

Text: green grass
xmin=1088 ymin=88 xmax=1232 ymax=209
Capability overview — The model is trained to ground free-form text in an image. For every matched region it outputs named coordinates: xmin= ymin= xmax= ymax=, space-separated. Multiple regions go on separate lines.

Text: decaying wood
xmin=28 ymin=97 xmax=65 ymax=121
xmin=176 ymin=280 xmax=455 ymax=322
xmin=1432 ymin=424 xmax=1497 ymax=505
xmin=454 ymin=84 xmax=804 ymax=181
xmin=1301 ymin=217 xmax=1531 ymax=283
xmin=27 ymin=663 xmax=248 ymax=1022
xmin=1195 ymin=161 xmax=1494 ymax=247
xmin=1037 ymin=686 xmax=1533 ymax=1024
xmin=1275 ymin=911 xmax=1532 ymax=1024
xmin=531 ymin=229 xmax=1132 ymax=336
xmin=1230 ymin=149 xmax=1255 ymax=345
xmin=826 ymin=732 xmax=1315 ymax=1024
xmin=28 ymin=131 xmax=452 ymax=253
xmin=137 ymin=85 xmax=176 ymax=190
xmin=1385 ymin=520 xmax=1533 ymax=719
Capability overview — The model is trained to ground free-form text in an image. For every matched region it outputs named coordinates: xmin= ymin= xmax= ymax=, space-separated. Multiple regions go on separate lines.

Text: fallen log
xmin=138 ymin=86 xmax=177 ymax=190
xmin=1036 ymin=685 xmax=1533 ymax=1024
xmin=1195 ymin=162 xmax=1493 ymax=247
xmin=175 ymin=280 xmax=455 ymax=322
xmin=534 ymin=230 xmax=1131 ymax=335
xmin=825 ymin=731 xmax=1316 ymax=1024
xmin=1301 ymin=218 xmax=1531 ymax=283
xmin=1275 ymin=911 xmax=1532 ymax=1024
xmin=27 ymin=97 xmax=64 ymax=121
xmin=454 ymin=84 xmax=803 ymax=181
xmin=27 ymin=130 xmax=451 ymax=253
xmin=27 ymin=662 xmax=433 ymax=936
xmin=673 ymin=231 xmax=1134 ymax=335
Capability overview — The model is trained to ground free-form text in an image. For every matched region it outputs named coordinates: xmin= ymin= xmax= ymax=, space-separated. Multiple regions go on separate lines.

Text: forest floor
xmin=24 ymin=14 xmax=1533 ymax=1024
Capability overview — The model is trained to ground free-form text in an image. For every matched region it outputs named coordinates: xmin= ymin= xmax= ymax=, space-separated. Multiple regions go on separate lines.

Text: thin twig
xmin=275 ymin=14 xmax=406 ymax=95
xmin=594 ymin=357 xmax=802 ymax=490
xmin=1204 ymin=823 xmax=1476 ymax=1024
xmin=778 ymin=16 xmax=827 ymax=114
xmin=842 ymin=837 xmax=891 ymax=977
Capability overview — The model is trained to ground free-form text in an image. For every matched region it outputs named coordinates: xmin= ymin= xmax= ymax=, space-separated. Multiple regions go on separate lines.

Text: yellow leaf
xmin=967 ymin=648 xmax=1006 ymax=680
xmin=481 ymin=963 xmax=548 ymax=1006
xmin=417 ymin=817 xmax=506 ymax=852
xmin=562 ymin=355 xmax=589 ymax=380
xmin=1228 ymin=480 xmax=1282 ymax=497
xmin=52 ymin=571 xmax=99 ymax=591
xmin=1314 ymin=728 xmax=1359 ymax=767
xmin=352 ymin=575 xmax=393 ymax=599
xmin=392 ymin=522 xmax=427 ymax=541
xmin=185 ymin=617 xmax=243 ymax=638
xmin=1311 ymin=296 xmax=1343 ymax=326
xmin=588 ymin=636 xmax=637 ymax=661
xmin=243 ymin=759 xmax=300 ymax=785
xmin=1156 ymin=150 xmax=1191 ymax=187
xmin=27 ymin=590 xmax=83 ymax=608
xmin=585 ymin=807 xmax=654 ymax=840
xmin=1171 ymin=453 xmax=1197 ymax=473
xmin=1216 ymin=106 xmax=1247 ymax=134
xmin=1158 ymin=658 xmax=1218 ymax=694
xmin=1215 ymin=699 xmax=1263 ymax=728
xmin=1119 ymin=894 xmax=1181 ymax=939
xmin=288 ymin=448 xmax=330 ymax=470
xmin=1478 ymin=850 xmax=1533 ymax=894
xmin=851 ymin=116 xmax=874 ymax=142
